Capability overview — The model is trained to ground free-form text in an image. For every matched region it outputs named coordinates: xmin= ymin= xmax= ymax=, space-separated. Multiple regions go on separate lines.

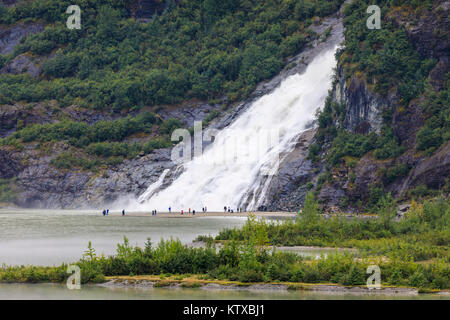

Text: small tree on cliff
xmin=302 ymin=192 xmax=321 ymax=224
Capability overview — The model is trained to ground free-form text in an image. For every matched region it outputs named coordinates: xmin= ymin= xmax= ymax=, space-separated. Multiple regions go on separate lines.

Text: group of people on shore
xmin=165 ymin=206 xmax=207 ymax=215
xmin=224 ymin=206 xmax=243 ymax=213
xmin=102 ymin=206 xmax=245 ymax=216
xmin=102 ymin=209 xmax=125 ymax=216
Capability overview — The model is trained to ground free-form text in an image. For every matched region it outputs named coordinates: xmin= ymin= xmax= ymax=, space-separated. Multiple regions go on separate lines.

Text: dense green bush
xmin=42 ymin=53 xmax=80 ymax=78
xmin=416 ymin=78 xmax=450 ymax=154
xmin=327 ymin=130 xmax=378 ymax=165
xmin=50 ymin=152 xmax=101 ymax=170
xmin=382 ymin=163 xmax=410 ymax=185
xmin=8 ymin=111 xmax=158 ymax=145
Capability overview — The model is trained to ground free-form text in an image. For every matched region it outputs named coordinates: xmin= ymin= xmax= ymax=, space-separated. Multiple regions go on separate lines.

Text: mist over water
xmin=133 ymin=45 xmax=339 ymax=212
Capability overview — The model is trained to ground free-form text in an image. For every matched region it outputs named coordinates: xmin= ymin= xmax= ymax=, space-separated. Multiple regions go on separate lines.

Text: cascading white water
xmin=133 ymin=45 xmax=339 ymax=212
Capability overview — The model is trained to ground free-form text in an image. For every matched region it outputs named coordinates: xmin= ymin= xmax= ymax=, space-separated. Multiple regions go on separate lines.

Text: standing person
xmin=189 ymin=208 xmax=191 ymax=213
xmin=224 ymin=206 xmax=227 ymax=212
xmin=169 ymin=207 xmax=171 ymax=213
xmin=181 ymin=210 xmax=184 ymax=215
xmin=106 ymin=209 xmax=109 ymax=215
xmin=122 ymin=209 xmax=125 ymax=216
xmin=102 ymin=209 xmax=106 ymax=216
xmin=193 ymin=209 xmax=195 ymax=215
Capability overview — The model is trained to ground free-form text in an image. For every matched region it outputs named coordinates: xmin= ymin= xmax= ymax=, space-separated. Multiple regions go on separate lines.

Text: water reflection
xmin=0 ymin=283 xmax=448 ymax=300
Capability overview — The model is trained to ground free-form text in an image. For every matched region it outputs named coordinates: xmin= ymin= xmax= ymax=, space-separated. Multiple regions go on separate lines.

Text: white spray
xmin=133 ymin=45 xmax=339 ymax=212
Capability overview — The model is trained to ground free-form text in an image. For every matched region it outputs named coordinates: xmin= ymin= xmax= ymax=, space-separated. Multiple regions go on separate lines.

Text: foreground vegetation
xmin=217 ymin=194 xmax=449 ymax=260
xmin=0 ymin=196 xmax=448 ymax=291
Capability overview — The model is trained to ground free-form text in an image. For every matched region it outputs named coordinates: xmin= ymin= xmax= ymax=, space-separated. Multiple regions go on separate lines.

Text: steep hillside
xmin=0 ymin=0 xmax=447 ymax=210
xmin=307 ymin=0 xmax=449 ymax=212
xmin=0 ymin=0 xmax=345 ymax=208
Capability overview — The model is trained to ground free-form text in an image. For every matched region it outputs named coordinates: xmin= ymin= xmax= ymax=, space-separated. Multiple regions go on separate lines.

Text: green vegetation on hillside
xmin=308 ymin=0 xmax=446 ymax=195
xmin=341 ymin=0 xmax=436 ymax=105
xmin=0 ymin=0 xmax=344 ymax=109
xmin=0 ymin=111 xmax=177 ymax=166
xmin=416 ymin=77 xmax=450 ymax=155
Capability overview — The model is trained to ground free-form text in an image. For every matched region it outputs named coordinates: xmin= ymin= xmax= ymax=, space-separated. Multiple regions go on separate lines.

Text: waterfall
xmin=137 ymin=169 xmax=170 ymax=202
xmin=133 ymin=44 xmax=339 ymax=212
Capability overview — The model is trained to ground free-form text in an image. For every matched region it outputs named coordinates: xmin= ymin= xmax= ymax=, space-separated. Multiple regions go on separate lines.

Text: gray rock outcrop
xmin=0 ymin=22 xmax=44 ymax=55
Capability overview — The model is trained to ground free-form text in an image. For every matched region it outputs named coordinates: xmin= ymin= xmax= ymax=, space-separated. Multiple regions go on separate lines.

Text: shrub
xmin=388 ymin=268 xmax=404 ymax=286
xmin=383 ymin=163 xmax=410 ymax=184
xmin=408 ymin=270 xmax=429 ymax=288
xmin=416 ymin=126 xmax=443 ymax=153
xmin=43 ymin=53 xmax=79 ymax=78
xmin=238 ymin=269 xmax=264 ymax=283
xmin=340 ymin=265 xmax=365 ymax=286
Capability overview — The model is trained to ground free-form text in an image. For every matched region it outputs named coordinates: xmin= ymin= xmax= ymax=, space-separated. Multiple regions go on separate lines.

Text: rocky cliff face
xmin=0 ymin=22 xmax=44 ymax=55
xmin=315 ymin=0 xmax=450 ymax=211
xmin=331 ymin=66 xmax=395 ymax=134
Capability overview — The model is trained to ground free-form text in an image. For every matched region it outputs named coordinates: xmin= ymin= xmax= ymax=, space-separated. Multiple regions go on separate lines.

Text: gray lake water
xmin=0 ymin=283 xmax=448 ymax=300
xmin=0 ymin=209 xmax=246 ymax=266
xmin=1 ymin=209 xmax=448 ymax=300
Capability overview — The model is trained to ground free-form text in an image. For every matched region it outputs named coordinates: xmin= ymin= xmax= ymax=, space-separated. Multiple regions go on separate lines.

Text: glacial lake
xmin=1 ymin=209 xmax=448 ymax=300
xmin=0 ymin=209 xmax=247 ymax=266
xmin=0 ymin=283 xmax=448 ymax=300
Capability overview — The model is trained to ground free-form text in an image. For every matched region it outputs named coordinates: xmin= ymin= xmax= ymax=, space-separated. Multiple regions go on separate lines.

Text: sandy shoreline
xmin=120 ymin=212 xmax=297 ymax=218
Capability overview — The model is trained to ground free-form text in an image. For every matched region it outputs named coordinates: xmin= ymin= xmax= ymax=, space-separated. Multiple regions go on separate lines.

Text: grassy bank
xmin=215 ymin=195 xmax=449 ymax=260
xmin=1 ymin=238 xmax=447 ymax=290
